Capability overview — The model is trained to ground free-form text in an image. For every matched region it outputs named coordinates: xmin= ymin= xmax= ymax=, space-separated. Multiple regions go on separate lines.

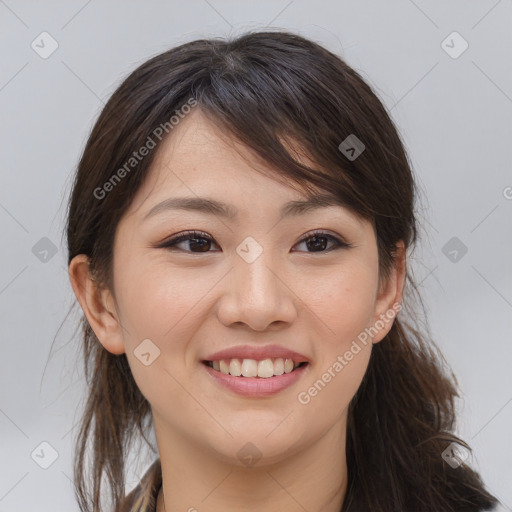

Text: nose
xmin=216 ymin=250 xmax=298 ymax=331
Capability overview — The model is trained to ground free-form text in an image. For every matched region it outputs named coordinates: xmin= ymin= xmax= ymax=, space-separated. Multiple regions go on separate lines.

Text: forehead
xmin=125 ymin=109 xmax=370 ymax=230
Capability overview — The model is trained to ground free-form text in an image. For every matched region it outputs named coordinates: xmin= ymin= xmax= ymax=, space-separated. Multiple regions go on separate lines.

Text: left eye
xmin=293 ymin=232 xmax=350 ymax=253
xmin=157 ymin=230 xmax=351 ymax=253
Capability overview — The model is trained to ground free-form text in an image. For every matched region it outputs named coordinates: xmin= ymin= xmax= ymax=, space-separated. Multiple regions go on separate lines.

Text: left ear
xmin=371 ymin=240 xmax=406 ymax=344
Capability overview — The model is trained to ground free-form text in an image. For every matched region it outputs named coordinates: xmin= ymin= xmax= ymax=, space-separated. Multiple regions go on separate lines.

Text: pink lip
xmin=203 ymin=344 xmax=310 ymax=363
xmin=202 ymin=362 xmax=309 ymax=397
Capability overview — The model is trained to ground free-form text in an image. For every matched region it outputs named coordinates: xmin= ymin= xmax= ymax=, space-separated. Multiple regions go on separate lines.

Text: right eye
xmin=156 ymin=230 xmax=220 ymax=253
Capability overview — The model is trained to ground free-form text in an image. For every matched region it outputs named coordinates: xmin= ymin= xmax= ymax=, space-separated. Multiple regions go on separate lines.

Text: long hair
xmin=65 ymin=30 xmax=498 ymax=511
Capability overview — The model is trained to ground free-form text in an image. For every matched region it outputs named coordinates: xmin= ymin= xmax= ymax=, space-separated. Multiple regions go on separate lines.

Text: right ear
xmin=68 ymin=254 xmax=126 ymax=355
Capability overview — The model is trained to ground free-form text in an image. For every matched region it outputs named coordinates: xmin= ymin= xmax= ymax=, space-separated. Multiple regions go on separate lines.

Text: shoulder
xmin=118 ymin=458 xmax=162 ymax=512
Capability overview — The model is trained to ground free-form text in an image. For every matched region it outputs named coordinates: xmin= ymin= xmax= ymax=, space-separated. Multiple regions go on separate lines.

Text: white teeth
xmin=273 ymin=358 xmax=284 ymax=375
xmin=229 ymin=358 xmax=242 ymax=377
xmin=209 ymin=357 xmax=304 ymax=377
xmin=257 ymin=358 xmax=274 ymax=378
xmin=219 ymin=360 xmax=229 ymax=375
xmin=284 ymin=358 xmax=294 ymax=374
xmin=241 ymin=359 xmax=258 ymax=377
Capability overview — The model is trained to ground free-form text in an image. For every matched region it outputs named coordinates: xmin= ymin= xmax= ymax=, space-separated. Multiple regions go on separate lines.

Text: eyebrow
xmin=143 ymin=194 xmax=345 ymax=221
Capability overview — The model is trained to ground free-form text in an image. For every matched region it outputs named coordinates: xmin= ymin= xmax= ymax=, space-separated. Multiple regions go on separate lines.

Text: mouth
xmin=202 ymin=358 xmax=309 ymax=378
xmin=201 ymin=357 xmax=310 ymax=397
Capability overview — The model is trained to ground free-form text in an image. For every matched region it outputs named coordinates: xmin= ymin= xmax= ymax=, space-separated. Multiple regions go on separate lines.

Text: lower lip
xmin=202 ymin=363 xmax=309 ymax=397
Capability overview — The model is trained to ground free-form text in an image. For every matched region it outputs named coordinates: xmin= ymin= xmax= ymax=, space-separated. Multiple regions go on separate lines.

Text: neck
xmin=154 ymin=413 xmax=348 ymax=512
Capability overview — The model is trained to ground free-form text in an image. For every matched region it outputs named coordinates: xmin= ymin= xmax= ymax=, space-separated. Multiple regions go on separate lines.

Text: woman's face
xmin=79 ymin=109 xmax=403 ymax=467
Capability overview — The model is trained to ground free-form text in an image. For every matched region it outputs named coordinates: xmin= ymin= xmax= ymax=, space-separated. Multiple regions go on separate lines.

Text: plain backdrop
xmin=1 ymin=1 xmax=511 ymax=510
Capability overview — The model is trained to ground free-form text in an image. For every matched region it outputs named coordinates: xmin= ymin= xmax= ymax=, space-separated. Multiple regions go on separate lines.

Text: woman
xmin=66 ymin=30 xmax=499 ymax=512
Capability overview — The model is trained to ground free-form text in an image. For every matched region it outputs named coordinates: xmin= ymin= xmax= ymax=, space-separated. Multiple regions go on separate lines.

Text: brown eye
xmin=292 ymin=231 xmax=352 ymax=253
xmin=157 ymin=231 xmax=219 ymax=253
xmin=156 ymin=230 xmax=352 ymax=254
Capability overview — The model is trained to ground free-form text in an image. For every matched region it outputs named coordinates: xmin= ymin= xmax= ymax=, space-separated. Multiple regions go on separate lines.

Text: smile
xmin=202 ymin=359 xmax=310 ymax=397
xmin=203 ymin=358 xmax=308 ymax=378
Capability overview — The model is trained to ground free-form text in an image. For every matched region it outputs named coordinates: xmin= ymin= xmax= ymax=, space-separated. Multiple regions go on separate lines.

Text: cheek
xmin=115 ymin=263 xmax=209 ymax=411
xmin=301 ymin=259 xmax=379 ymax=350
xmin=114 ymin=257 xmax=209 ymax=345
xmin=298 ymin=342 xmax=371 ymax=424
xmin=295 ymin=260 xmax=377 ymax=413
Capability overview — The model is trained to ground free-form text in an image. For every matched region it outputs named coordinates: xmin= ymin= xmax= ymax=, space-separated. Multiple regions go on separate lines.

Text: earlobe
xmin=68 ymin=254 xmax=126 ymax=355
xmin=371 ymin=240 xmax=406 ymax=344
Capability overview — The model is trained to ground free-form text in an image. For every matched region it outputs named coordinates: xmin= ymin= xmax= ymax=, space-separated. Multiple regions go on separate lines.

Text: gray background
xmin=1 ymin=1 xmax=511 ymax=510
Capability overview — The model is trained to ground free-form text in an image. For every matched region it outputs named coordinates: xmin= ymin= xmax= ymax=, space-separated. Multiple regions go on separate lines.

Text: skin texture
xmin=69 ymin=109 xmax=406 ymax=512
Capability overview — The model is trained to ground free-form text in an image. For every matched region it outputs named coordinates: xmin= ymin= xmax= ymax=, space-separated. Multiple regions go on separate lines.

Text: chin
xmin=202 ymin=425 xmax=307 ymax=469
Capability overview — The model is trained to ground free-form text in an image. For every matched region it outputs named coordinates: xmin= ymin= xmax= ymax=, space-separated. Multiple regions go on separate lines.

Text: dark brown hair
xmin=66 ymin=30 xmax=499 ymax=511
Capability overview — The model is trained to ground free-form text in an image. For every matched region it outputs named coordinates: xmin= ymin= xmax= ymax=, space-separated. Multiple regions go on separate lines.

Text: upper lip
xmin=203 ymin=344 xmax=310 ymax=363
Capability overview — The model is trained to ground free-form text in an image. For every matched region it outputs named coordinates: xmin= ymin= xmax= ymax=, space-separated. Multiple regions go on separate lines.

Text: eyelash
xmin=156 ymin=230 xmax=353 ymax=254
